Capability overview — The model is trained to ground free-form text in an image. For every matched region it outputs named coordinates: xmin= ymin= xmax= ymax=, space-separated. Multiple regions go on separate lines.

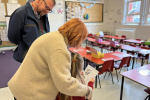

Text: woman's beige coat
xmin=8 ymin=31 xmax=88 ymax=100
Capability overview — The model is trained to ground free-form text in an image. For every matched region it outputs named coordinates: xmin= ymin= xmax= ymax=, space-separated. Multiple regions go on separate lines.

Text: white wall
xmin=103 ymin=0 xmax=150 ymax=40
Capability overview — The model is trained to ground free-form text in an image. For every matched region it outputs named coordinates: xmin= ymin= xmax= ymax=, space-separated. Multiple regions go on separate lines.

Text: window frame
xmin=123 ymin=0 xmax=143 ymax=25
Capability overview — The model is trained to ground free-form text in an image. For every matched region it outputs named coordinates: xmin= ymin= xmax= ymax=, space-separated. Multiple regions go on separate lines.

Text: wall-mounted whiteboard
xmin=48 ymin=14 xmax=64 ymax=32
xmin=0 ymin=3 xmax=6 ymax=21
xmin=7 ymin=3 xmax=21 ymax=15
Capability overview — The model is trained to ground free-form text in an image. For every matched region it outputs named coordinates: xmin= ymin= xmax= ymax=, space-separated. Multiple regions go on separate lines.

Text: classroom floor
xmin=0 ymin=44 xmax=149 ymax=100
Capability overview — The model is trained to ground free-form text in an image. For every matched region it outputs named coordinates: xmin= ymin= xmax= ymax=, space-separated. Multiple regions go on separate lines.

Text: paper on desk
xmin=102 ymin=57 xmax=114 ymax=61
xmin=138 ymin=70 xmax=150 ymax=76
xmin=139 ymin=50 xmax=150 ymax=54
xmin=73 ymin=49 xmax=83 ymax=52
xmin=83 ymin=65 xmax=98 ymax=85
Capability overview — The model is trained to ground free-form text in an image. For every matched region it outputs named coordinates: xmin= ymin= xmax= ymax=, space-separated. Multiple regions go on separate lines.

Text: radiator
xmin=115 ymin=29 xmax=135 ymax=39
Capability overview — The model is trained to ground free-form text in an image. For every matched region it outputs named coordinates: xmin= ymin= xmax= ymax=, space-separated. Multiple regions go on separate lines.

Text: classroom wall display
xmin=65 ymin=1 xmax=103 ymax=23
xmin=2 ymin=0 xmax=26 ymax=15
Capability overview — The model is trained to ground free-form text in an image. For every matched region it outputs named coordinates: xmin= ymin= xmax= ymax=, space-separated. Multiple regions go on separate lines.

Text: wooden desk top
xmin=120 ymin=64 xmax=150 ymax=88
xmin=69 ymin=47 xmax=128 ymax=65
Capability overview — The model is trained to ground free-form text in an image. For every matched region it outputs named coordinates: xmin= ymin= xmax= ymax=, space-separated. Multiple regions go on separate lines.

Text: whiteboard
xmin=7 ymin=3 xmax=21 ymax=15
xmin=0 ymin=3 xmax=6 ymax=21
xmin=48 ymin=14 xmax=64 ymax=32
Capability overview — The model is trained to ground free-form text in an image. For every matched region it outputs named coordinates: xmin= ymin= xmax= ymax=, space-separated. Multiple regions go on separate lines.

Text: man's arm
xmin=8 ymin=13 xmax=23 ymax=45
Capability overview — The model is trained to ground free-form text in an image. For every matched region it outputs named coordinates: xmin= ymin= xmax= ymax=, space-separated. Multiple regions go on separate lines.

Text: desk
xmin=124 ymin=39 xmax=142 ymax=44
xmin=120 ymin=64 xmax=150 ymax=100
xmin=69 ymin=47 xmax=130 ymax=88
xmin=118 ymin=44 xmax=150 ymax=66
xmin=99 ymin=35 xmax=126 ymax=40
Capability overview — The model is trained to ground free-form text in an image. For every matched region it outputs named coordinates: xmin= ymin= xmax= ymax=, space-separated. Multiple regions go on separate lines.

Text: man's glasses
xmin=43 ymin=0 xmax=52 ymax=13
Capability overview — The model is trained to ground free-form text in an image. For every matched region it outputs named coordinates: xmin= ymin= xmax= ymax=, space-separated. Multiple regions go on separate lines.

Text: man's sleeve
xmin=47 ymin=49 xmax=88 ymax=97
xmin=8 ymin=13 xmax=23 ymax=45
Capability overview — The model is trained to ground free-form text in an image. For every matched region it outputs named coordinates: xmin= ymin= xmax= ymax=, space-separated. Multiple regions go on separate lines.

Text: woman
xmin=8 ymin=18 xmax=93 ymax=100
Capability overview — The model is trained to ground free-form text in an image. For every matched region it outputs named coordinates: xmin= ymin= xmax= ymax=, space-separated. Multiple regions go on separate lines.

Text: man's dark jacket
xmin=8 ymin=1 xmax=50 ymax=63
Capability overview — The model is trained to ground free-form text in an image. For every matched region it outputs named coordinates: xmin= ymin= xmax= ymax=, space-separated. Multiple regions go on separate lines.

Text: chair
xmin=144 ymin=88 xmax=150 ymax=100
xmin=115 ymin=35 xmax=118 ymax=37
xmin=119 ymin=35 xmax=126 ymax=44
xmin=127 ymin=44 xmax=136 ymax=56
xmin=97 ymin=60 xmax=114 ymax=88
xmin=114 ymin=56 xmax=131 ymax=82
xmin=134 ymin=39 xmax=142 ymax=47
xmin=135 ymin=46 xmax=149 ymax=65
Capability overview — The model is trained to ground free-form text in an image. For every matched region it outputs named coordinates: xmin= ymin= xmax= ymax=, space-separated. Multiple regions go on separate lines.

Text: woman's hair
xmin=58 ymin=53 xmax=84 ymax=100
xmin=58 ymin=18 xmax=88 ymax=48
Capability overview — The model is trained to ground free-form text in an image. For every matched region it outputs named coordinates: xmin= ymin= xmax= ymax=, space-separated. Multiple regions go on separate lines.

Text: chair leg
xmin=144 ymin=95 xmax=150 ymax=100
xmin=116 ymin=70 xmax=119 ymax=82
xmin=103 ymin=72 xmax=107 ymax=79
xmin=108 ymin=72 xmax=110 ymax=77
xmin=147 ymin=60 xmax=148 ymax=64
xmin=119 ymin=67 xmax=123 ymax=73
xmin=109 ymin=72 xmax=114 ymax=84
xmin=98 ymin=74 xmax=101 ymax=88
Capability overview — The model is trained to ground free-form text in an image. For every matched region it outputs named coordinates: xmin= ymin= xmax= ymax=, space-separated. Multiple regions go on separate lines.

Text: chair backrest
xmin=119 ymin=56 xmax=131 ymax=69
xmin=129 ymin=44 xmax=136 ymax=47
xmin=121 ymin=35 xmax=126 ymax=38
xmin=136 ymin=39 xmax=141 ymax=41
xmin=99 ymin=60 xmax=114 ymax=74
xmin=115 ymin=35 xmax=118 ymax=37
xmin=88 ymin=34 xmax=93 ymax=37
xmin=85 ymin=46 xmax=90 ymax=50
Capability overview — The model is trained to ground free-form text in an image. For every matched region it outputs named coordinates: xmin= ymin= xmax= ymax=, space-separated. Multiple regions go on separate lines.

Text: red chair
xmin=114 ymin=56 xmax=131 ymax=82
xmin=119 ymin=35 xmax=126 ymax=44
xmin=134 ymin=39 xmax=142 ymax=47
xmin=87 ymin=33 xmax=93 ymax=38
xmin=97 ymin=60 xmax=114 ymax=88
xmin=127 ymin=44 xmax=136 ymax=56
xmin=135 ymin=46 xmax=149 ymax=65
xmin=121 ymin=35 xmax=126 ymax=38
xmin=115 ymin=35 xmax=118 ymax=37
xmin=144 ymin=88 xmax=150 ymax=100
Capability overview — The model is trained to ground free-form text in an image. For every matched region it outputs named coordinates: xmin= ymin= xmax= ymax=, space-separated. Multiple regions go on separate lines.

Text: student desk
xmin=69 ymin=47 xmax=131 ymax=88
xmin=120 ymin=64 xmax=150 ymax=100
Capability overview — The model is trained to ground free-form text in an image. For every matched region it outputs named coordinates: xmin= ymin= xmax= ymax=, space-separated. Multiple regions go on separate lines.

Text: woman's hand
xmin=90 ymin=78 xmax=95 ymax=83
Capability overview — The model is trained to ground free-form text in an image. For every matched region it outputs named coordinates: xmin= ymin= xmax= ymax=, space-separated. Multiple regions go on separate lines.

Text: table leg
xmin=84 ymin=58 xmax=86 ymax=70
xmin=95 ymin=65 xmax=99 ymax=88
xmin=132 ymin=57 xmax=135 ymax=69
xmin=141 ymin=56 xmax=144 ymax=66
xmin=86 ymin=39 xmax=87 ymax=47
xmin=121 ymin=49 xmax=123 ymax=52
xmin=120 ymin=76 xmax=124 ymax=100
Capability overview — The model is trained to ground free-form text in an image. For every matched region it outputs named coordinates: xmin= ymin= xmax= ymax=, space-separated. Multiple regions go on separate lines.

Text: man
xmin=8 ymin=0 xmax=55 ymax=63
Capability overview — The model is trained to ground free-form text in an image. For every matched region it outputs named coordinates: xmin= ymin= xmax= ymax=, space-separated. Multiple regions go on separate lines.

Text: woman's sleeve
xmin=88 ymin=81 xmax=94 ymax=89
xmin=47 ymin=49 xmax=89 ymax=97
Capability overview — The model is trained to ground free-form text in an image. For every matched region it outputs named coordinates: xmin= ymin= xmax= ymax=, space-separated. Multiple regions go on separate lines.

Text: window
xmin=144 ymin=0 xmax=150 ymax=24
xmin=124 ymin=0 xmax=142 ymax=24
xmin=123 ymin=0 xmax=150 ymax=25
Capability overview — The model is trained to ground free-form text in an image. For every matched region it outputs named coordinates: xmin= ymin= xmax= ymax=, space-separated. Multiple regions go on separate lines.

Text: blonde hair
xmin=58 ymin=53 xmax=84 ymax=100
xmin=58 ymin=18 xmax=88 ymax=48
